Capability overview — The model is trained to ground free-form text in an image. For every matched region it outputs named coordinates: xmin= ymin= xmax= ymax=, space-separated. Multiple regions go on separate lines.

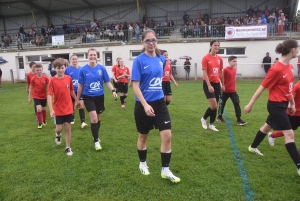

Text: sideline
xmin=224 ymin=110 xmax=254 ymax=201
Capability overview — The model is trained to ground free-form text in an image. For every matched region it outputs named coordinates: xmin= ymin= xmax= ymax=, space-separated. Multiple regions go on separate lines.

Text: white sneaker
xmin=209 ymin=124 xmax=219 ymax=131
xmin=201 ymin=117 xmax=207 ymax=129
xmin=139 ymin=164 xmax=150 ymax=175
xmin=268 ymin=132 xmax=275 ymax=146
xmin=81 ymin=122 xmax=88 ymax=129
xmin=65 ymin=147 xmax=73 ymax=156
xmin=161 ymin=170 xmax=181 ymax=183
xmin=55 ymin=134 xmax=61 ymax=145
xmin=95 ymin=141 xmax=102 ymax=151
xmin=248 ymin=145 xmax=263 ymax=156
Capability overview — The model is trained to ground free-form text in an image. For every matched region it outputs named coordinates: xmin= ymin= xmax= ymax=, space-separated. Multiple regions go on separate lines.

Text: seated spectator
xmin=194 ymin=22 xmax=201 ymax=37
xmin=188 ymin=21 xmax=194 ymax=37
xmin=41 ymin=26 xmax=46 ymax=36
xmin=86 ymin=32 xmax=91 ymax=43
xmin=90 ymin=32 xmax=95 ymax=43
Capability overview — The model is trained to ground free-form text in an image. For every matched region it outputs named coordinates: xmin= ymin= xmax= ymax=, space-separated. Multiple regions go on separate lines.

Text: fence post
xmin=194 ymin=63 xmax=197 ymax=80
xmin=10 ymin=69 xmax=14 ymax=83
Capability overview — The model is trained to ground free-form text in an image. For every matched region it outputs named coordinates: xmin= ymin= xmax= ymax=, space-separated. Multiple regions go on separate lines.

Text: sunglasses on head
xmin=143 ymin=38 xmax=157 ymax=44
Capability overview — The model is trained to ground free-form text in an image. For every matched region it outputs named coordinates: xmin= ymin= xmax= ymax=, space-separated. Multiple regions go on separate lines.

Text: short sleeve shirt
xmin=31 ymin=75 xmax=49 ymax=99
xmin=202 ymin=53 xmax=223 ymax=83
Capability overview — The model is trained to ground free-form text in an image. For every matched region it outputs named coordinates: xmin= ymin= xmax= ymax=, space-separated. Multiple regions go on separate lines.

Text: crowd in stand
xmin=180 ymin=5 xmax=298 ymax=38
xmin=1 ymin=5 xmax=298 ymax=49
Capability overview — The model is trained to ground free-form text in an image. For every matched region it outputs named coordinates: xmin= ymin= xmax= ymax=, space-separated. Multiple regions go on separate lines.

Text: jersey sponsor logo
xmin=213 ymin=68 xmax=219 ymax=74
xmin=98 ymin=70 xmax=102 ymax=76
xmin=73 ymin=79 xmax=79 ymax=86
xmin=90 ymin=81 xmax=102 ymax=91
xmin=66 ymin=84 xmax=70 ymax=88
xmin=148 ymin=77 xmax=162 ymax=89
xmin=144 ymin=65 xmax=150 ymax=69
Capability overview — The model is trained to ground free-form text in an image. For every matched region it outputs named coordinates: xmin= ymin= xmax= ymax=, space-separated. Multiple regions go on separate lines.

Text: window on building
xmin=27 ymin=55 xmax=48 ymax=62
xmin=131 ymin=50 xmax=142 ymax=59
xmin=217 ymin=47 xmax=245 ymax=56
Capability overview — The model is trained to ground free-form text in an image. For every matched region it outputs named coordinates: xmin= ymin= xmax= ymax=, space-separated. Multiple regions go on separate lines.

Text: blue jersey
xmin=65 ymin=66 xmax=81 ymax=92
xmin=132 ymin=52 xmax=165 ymax=102
xmin=78 ymin=64 xmax=110 ymax=97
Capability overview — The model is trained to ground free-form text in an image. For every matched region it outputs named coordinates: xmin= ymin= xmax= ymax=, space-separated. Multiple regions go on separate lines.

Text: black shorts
xmin=83 ymin=95 xmax=105 ymax=114
xmin=203 ymin=81 xmax=221 ymax=101
xmin=71 ymin=91 xmax=83 ymax=102
xmin=162 ymin=81 xmax=172 ymax=96
xmin=33 ymin=98 xmax=47 ymax=107
xmin=55 ymin=114 xmax=73 ymax=124
xmin=134 ymin=98 xmax=171 ymax=134
xmin=113 ymin=79 xmax=118 ymax=89
xmin=288 ymin=115 xmax=300 ymax=130
xmin=266 ymin=101 xmax=291 ymax=130
xmin=117 ymin=82 xmax=128 ymax=93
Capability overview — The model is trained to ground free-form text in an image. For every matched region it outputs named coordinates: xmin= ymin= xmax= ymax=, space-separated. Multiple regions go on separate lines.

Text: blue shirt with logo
xmin=65 ymin=66 xmax=81 ymax=92
xmin=132 ymin=52 xmax=165 ymax=102
xmin=78 ymin=64 xmax=110 ymax=96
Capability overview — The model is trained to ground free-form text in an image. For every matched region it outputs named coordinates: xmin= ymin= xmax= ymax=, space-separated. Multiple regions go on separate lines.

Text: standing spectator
xmin=184 ymin=58 xmax=191 ymax=81
xmin=292 ymin=16 xmax=298 ymax=31
xmin=200 ymin=40 xmax=224 ymax=132
xmin=142 ymin=15 xmax=147 ymax=25
xmin=0 ymin=67 xmax=2 ymax=89
xmin=268 ymin=13 xmax=276 ymax=36
xmin=131 ymin=29 xmax=180 ymax=183
xmin=16 ymin=34 xmax=23 ymax=50
xmin=283 ymin=5 xmax=290 ymax=20
xmin=263 ymin=6 xmax=269 ymax=16
xmin=76 ymin=48 xmax=117 ymax=151
xmin=247 ymin=6 xmax=254 ymax=17
xmin=261 ymin=52 xmax=272 ymax=74
xmin=128 ymin=24 xmax=133 ymax=43
xmin=41 ymin=26 xmax=46 ymax=36
xmin=62 ymin=22 xmax=68 ymax=34
xmin=203 ymin=11 xmax=209 ymax=24
xmin=48 ymin=61 xmax=56 ymax=77
xmin=134 ymin=23 xmax=140 ymax=42
xmin=48 ymin=58 xmax=76 ymax=156
xmin=19 ymin=25 xmax=25 ymax=42
xmin=244 ymin=39 xmax=300 ymax=177
xmin=183 ymin=12 xmax=189 ymax=25
xmin=277 ymin=13 xmax=285 ymax=35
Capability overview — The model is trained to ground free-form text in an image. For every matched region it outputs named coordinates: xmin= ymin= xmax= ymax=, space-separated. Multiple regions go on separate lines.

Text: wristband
xmin=112 ymin=90 xmax=116 ymax=93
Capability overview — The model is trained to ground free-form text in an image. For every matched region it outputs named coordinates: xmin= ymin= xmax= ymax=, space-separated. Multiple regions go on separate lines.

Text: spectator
xmin=292 ymin=16 xmax=298 ymax=31
xmin=268 ymin=13 xmax=276 ymax=36
xmin=261 ymin=52 xmax=271 ymax=74
xmin=41 ymin=26 xmax=46 ymax=36
xmin=128 ymin=23 xmax=133 ymax=43
xmin=63 ymin=22 xmax=69 ymax=34
xmin=247 ymin=6 xmax=254 ymax=17
xmin=183 ymin=12 xmax=189 ymax=25
xmin=283 ymin=5 xmax=290 ymax=19
xmin=134 ymin=23 xmax=140 ymax=42
xmin=16 ymin=33 xmax=23 ymax=50
xmin=19 ymin=25 xmax=25 ymax=42
xmin=277 ymin=13 xmax=285 ymax=35
xmin=203 ymin=11 xmax=209 ymax=24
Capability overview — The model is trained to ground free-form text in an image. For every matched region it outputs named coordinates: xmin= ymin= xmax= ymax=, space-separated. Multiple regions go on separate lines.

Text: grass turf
xmin=0 ymin=81 xmax=300 ymax=201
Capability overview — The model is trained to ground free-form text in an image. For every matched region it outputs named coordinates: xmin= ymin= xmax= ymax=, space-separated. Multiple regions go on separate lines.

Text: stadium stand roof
xmin=0 ymin=0 xmax=153 ymax=18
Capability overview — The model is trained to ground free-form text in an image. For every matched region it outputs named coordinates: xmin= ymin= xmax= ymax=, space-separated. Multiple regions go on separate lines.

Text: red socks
xmin=270 ymin=131 xmax=284 ymax=138
xmin=42 ymin=110 xmax=46 ymax=123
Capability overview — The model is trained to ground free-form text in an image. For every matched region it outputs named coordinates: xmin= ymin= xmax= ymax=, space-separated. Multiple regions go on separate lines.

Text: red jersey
xmin=48 ymin=75 xmax=74 ymax=116
xmin=112 ymin=64 xmax=118 ymax=79
xmin=223 ymin=66 xmax=236 ymax=93
xmin=26 ymin=72 xmax=36 ymax=85
xmin=162 ymin=60 xmax=172 ymax=82
xmin=31 ymin=75 xmax=49 ymax=99
xmin=297 ymin=57 xmax=300 ymax=67
xmin=287 ymin=81 xmax=300 ymax=116
xmin=202 ymin=53 xmax=223 ymax=83
xmin=116 ymin=66 xmax=130 ymax=83
xmin=262 ymin=62 xmax=294 ymax=102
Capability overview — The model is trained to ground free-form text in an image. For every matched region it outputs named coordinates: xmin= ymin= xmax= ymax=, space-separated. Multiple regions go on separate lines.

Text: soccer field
xmin=0 ymin=81 xmax=299 ymax=201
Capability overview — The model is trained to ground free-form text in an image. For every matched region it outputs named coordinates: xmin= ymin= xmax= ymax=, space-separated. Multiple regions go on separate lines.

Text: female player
xmin=200 ymin=40 xmax=224 ymax=132
xmin=244 ymin=39 xmax=300 ymax=176
xmin=115 ymin=58 xmax=130 ymax=107
xmin=160 ymin=50 xmax=178 ymax=106
xmin=65 ymin=54 xmax=88 ymax=128
xmin=76 ymin=48 xmax=117 ymax=151
xmin=132 ymin=29 xmax=180 ymax=183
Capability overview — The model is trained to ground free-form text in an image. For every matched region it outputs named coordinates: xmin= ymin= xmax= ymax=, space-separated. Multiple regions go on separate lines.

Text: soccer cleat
xmin=161 ymin=170 xmax=181 ymax=183
xmin=121 ymin=104 xmax=125 ymax=108
xmin=65 ymin=147 xmax=73 ymax=156
xmin=248 ymin=145 xmax=263 ymax=156
xmin=237 ymin=119 xmax=247 ymax=126
xmin=71 ymin=119 xmax=75 ymax=124
xmin=55 ymin=135 xmax=62 ymax=145
xmin=42 ymin=122 xmax=47 ymax=126
xmin=139 ymin=164 xmax=150 ymax=175
xmin=200 ymin=117 xmax=207 ymax=129
xmin=95 ymin=141 xmax=102 ymax=151
xmin=268 ymin=132 xmax=275 ymax=146
xmin=38 ymin=124 xmax=43 ymax=129
xmin=81 ymin=122 xmax=88 ymax=129
xmin=217 ymin=116 xmax=225 ymax=123
xmin=209 ymin=124 xmax=219 ymax=131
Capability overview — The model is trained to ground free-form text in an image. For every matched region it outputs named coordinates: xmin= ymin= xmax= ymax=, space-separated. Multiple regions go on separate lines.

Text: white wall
xmin=0 ymin=40 xmax=298 ymax=82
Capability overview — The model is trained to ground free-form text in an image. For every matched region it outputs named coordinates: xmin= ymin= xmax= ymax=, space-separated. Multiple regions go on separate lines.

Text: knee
xmin=138 ymin=134 xmax=148 ymax=143
xmin=284 ymin=131 xmax=295 ymax=141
